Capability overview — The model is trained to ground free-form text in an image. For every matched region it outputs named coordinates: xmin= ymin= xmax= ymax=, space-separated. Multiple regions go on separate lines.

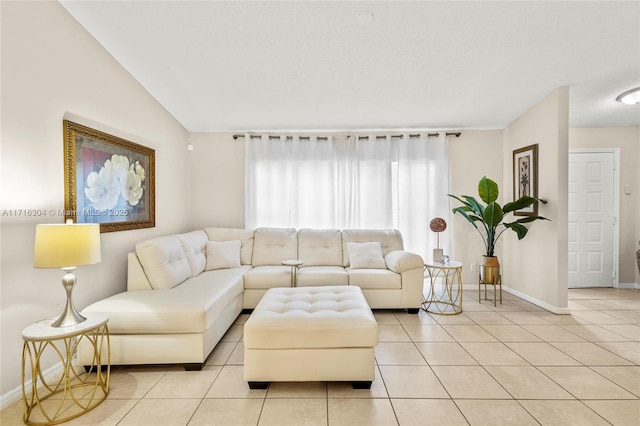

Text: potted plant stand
xmin=478 ymin=260 xmax=502 ymax=307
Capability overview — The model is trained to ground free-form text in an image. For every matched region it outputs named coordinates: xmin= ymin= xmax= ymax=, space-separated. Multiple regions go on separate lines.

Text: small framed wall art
xmin=63 ymin=120 xmax=155 ymax=232
xmin=512 ymin=143 xmax=538 ymax=217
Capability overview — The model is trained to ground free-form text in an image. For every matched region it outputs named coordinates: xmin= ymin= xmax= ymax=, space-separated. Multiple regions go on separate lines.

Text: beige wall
xmin=448 ymin=130 xmax=504 ymax=286
xmin=0 ymin=1 xmax=190 ymax=398
xmin=188 ymin=133 xmax=245 ymax=229
xmin=568 ymin=127 xmax=639 ymax=285
xmin=502 ymin=87 xmax=570 ymax=311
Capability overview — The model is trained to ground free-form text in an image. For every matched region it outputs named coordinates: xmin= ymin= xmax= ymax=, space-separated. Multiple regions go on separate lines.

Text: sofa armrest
xmin=384 ymin=250 xmax=424 ymax=273
xmin=127 ymin=252 xmax=154 ymax=291
xmin=385 ymin=250 xmax=425 ymax=310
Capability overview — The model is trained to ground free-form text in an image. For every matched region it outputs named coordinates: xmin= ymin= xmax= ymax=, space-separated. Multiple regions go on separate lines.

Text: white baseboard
xmin=503 ymin=286 xmax=571 ymax=314
xmin=462 ymin=284 xmax=570 ymax=314
xmin=0 ymin=388 xmax=23 ymax=411
xmin=617 ymin=282 xmax=640 ymax=289
xmin=0 ymin=356 xmax=73 ymax=410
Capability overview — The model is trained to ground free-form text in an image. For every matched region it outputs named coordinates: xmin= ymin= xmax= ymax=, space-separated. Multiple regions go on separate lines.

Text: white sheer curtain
xmin=245 ymin=135 xmax=292 ymax=228
xmin=396 ymin=133 xmax=450 ymax=260
xmin=245 ymin=133 xmax=450 ymax=259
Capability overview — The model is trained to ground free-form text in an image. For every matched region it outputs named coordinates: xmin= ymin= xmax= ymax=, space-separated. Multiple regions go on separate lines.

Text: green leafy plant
xmin=448 ymin=176 xmax=549 ymax=257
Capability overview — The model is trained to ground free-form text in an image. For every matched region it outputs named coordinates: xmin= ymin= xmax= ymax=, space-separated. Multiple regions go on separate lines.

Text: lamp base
xmin=51 ymin=268 xmax=86 ymax=328
xmin=433 ymin=249 xmax=443 ymax=263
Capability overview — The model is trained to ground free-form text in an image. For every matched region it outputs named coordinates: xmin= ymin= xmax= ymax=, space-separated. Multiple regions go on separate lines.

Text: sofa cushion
xmin=176 ymin=230 xmax=208 ymax=276
xmin=243 ymin=265 xmax=292 ymax=289
xmin=206 ymin=240 xmax=241 ymax=270
xmin=297 ymin=228 xmax=343 ymax=266
xmin=205 ymin=227 xmax=255 ymax=265
xmin=345 ymin=242 xmax=386 ymax=269
xmin=342 ymin=229 xmax=404 ymax=267
xmin=296 ymin=266 xmax=349 ymax=287
xmin=136 ymin=237 xmax=192 ymax=290
xmin=82 ymin=269 xmax=246 ymax=334
xmin=252 ymin=227 xmax=297 ymax=266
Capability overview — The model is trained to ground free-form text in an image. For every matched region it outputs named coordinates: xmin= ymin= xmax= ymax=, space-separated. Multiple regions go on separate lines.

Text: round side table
xmin=21 ymin=312 xmax=110 ymax=425
xmin=423 ymin=260 xmax=464 ymax=315
xmin=281 ymin=259 xmax=303 ymax=287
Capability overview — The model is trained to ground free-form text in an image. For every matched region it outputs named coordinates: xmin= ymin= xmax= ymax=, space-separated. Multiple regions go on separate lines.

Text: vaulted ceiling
xmin=60 ymin=1 xmax=640 ymax=132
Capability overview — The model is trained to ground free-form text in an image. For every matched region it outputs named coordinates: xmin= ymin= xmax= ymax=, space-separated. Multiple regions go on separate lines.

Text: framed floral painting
xmin=512 ymin=144 xmax=538 ymax=217
xmin=63 ymin=120 xmax=155 ymax=232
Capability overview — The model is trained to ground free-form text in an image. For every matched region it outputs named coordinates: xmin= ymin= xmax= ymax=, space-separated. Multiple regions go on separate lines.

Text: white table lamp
xmin=34 ymin=220 xmax=101 ymax=327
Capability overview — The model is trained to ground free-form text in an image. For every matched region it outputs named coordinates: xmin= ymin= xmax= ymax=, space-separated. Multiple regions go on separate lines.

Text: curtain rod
xmin=232 ymin=132 xmax=461 ymax=140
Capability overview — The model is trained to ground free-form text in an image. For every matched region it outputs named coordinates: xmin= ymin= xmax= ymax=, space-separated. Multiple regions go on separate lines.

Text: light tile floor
xmin=2 ymin=288 xmax=639 ymax=425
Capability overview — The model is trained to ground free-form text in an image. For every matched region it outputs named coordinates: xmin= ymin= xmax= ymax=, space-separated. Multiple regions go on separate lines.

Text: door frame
xmin=568 ymin=148 xmax=620 ymax=288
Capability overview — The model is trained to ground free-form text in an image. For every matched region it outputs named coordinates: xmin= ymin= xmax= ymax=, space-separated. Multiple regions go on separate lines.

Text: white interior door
xmin=568 ymin=151 xmax=617 ymax=288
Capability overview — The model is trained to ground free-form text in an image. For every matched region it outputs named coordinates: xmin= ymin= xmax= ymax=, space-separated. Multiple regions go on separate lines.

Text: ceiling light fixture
xmin=616 ymin=87 xmax=640 ymax=105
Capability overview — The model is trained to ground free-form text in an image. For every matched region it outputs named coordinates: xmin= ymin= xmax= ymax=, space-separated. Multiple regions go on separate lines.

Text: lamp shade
xmin=34 ymin=223 xmax=101 ymax=268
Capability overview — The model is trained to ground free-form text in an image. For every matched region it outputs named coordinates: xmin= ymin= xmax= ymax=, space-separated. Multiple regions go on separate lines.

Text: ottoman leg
xmin=248 ymin=381 xmax=270 ymax=390
xmin=352 ymin=381 xmax=372 ymax=390
xmin=184 ymin=363 xmax=204 ymax=371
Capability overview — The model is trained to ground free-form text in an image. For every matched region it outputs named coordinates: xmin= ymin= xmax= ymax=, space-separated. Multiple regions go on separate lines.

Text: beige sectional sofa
xmin=80 ymin=227 xmax=424 ymax=370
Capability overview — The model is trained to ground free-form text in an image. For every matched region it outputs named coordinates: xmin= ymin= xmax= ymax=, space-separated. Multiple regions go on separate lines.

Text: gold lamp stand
xmin=51 ymin=267 xmax=87 ymax=327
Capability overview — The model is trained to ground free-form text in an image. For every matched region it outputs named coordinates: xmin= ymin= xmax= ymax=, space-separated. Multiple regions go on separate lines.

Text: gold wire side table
xmin=423 ymin=261 xmax=464 ymax=315
xmin=21 ymin=313 xmax=110 ymax=425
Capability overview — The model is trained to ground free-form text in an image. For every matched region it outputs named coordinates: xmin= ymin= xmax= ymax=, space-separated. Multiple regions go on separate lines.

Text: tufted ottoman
xmin=243 ymin=285 xmax=378 ymax=389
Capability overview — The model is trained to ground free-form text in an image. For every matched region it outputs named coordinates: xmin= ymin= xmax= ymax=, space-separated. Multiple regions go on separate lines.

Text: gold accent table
xmin=281 ymin=259 xmax=303 ymax=287
xmin=21 ymin=313 xmax=110 ymax=425
xmin=423 ymin=260 xmax=463 ymax=315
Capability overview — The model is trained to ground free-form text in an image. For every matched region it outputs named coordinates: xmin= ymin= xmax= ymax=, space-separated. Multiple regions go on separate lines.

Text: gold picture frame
xmin=512 ymin=144 xmax=538 ymax=217
xmin=63 ymin=120 xmax=155 ymax=232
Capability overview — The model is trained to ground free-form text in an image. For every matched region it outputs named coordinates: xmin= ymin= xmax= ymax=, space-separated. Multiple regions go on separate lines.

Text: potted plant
xmin=448 ymin=176 xmax=549 ymax=283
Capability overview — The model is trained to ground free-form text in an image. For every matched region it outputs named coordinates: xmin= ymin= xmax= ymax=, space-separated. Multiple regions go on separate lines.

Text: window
xmin=245 ymin=134 xmax=450 ymax=259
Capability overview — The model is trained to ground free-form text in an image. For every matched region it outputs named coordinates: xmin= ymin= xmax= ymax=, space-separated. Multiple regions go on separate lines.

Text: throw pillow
xmin=136 ymin=237 xmax=192 ymax=290
xmin=206 ymin=240 xmax=241 ymax=270
xmin=346 ymin=241 xmax=386 ymax=269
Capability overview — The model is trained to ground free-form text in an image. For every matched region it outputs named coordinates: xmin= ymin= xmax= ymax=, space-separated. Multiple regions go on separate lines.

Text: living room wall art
xmin=512 ymin=143 xmax=539 ymax=217
xmin=63 ymin=120 xmax=155 ymax=232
